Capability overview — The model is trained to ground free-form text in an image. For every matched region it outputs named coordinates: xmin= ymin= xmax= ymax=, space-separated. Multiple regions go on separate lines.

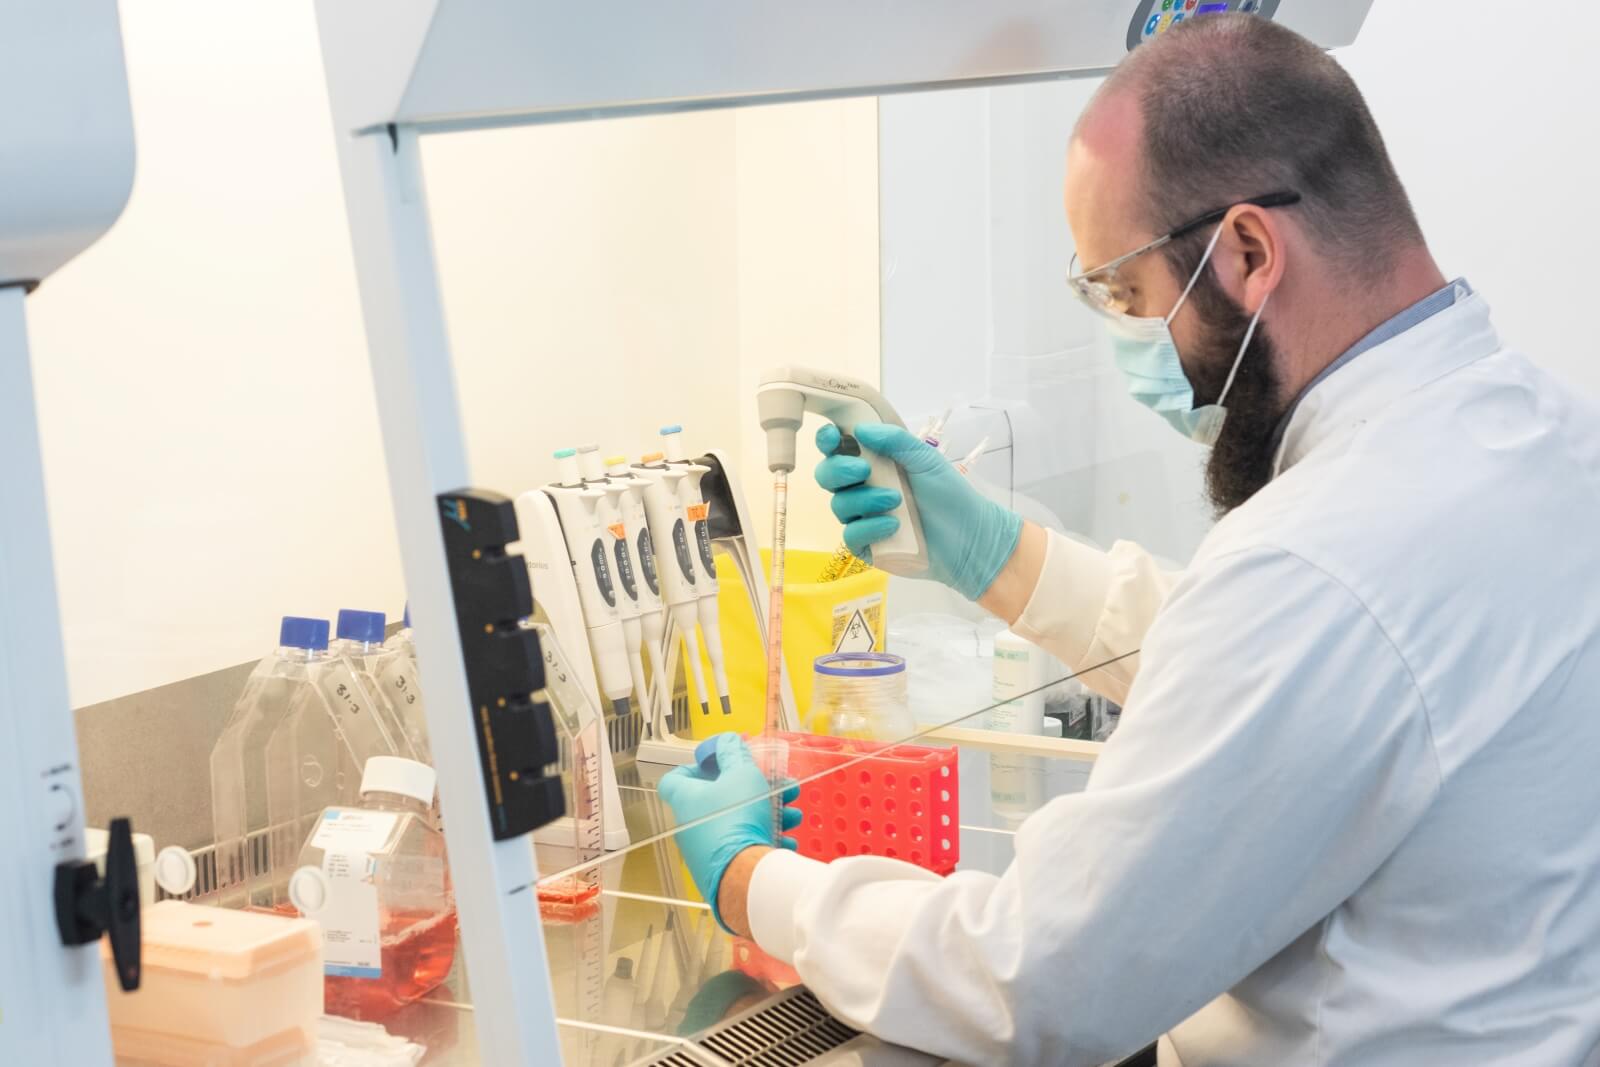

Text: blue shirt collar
xmin=1268 ymin=278 xmax=1473 ymax=456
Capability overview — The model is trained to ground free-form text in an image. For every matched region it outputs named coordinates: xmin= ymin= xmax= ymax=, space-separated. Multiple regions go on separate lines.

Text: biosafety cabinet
xmin=3 ymin=2 xmax=1375 ymax=1064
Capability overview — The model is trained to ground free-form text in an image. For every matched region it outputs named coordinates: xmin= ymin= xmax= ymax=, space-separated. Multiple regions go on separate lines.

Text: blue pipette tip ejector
xmin=553 ymin=448 xmax=577 ymax=459
xmin=660 ymin=425 xmax=683 ymax=436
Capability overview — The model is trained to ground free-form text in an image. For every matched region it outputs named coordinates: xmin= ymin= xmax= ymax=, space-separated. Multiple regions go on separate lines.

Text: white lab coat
xmin=746 ymin=290 xmax=1600 ymax=1066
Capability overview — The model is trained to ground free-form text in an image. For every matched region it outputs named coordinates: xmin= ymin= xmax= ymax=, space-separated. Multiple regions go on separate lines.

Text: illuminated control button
xmin=1162 ymin=0 xmax=1173 ymax=9
xmin=1146 ymin=13 xmax=1162 ymax=35
xmin=1172 ymin=12 xmax=1185 ymax=24
xmin=1187 ymin=0 xmax=1199 ymax=8
xmin=1157 ymin=13 xmax=1172 ymax=32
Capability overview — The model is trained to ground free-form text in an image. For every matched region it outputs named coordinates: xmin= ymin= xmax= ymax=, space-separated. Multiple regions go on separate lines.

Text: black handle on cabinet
xmin=54 ymin=816 xmax=142 ymax=991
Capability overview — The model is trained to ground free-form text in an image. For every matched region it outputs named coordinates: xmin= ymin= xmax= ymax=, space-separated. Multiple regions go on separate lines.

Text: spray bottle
xmin=659 ymin=426 xmax=732 ymax=716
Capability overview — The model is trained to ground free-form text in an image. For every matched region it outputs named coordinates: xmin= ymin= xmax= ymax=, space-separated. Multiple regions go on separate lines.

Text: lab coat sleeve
xmin=747 ymin=546 xmax=1440 ymax=1067
xmin=1010 ymin=531 xmax=1183 ymax=705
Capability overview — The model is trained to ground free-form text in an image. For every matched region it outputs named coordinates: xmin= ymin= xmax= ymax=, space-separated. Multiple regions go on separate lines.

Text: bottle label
xmin=309 ymin=810 xmax=400 ymax=978
xmin=637 ymin=528 xmax=660 ymax=596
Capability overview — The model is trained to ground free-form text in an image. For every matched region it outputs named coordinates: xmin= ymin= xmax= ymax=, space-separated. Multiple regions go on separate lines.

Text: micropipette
xmin=576 ymin=445 xmax=653 ymax=729
xmin=604 ymin=454 xmax=671 ymax=730
xmin=660 ymin=426 xmax=733 ymax=715
xmin=545 ymin=449 xmax=636 ymax=722
xmin=632 ymin=453 xmax=716 ymax=717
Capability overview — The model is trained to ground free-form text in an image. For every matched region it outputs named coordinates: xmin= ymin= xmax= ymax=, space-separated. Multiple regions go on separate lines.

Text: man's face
xmin=1064 ymin=96 xmax=1288 ymax=515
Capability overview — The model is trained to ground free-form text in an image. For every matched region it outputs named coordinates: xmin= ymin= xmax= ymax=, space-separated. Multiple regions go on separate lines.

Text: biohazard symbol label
xmin=831 ymin=592 xmax=884 ymax=653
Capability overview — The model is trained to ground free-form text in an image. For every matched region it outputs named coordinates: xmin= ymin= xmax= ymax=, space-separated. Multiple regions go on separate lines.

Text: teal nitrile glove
xmin=657 ymin=733 xmax=802 ymax=931
xmin=815 ymin=422 xmax=1023 ymax=600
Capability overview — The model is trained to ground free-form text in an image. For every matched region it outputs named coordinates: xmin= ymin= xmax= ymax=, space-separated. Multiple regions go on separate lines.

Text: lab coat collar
xmin=1272 ymin=284 xmax=1497 ymax=477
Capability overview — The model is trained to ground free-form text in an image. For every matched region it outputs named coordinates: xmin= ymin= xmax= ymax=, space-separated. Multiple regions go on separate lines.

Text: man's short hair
xmin=1102 ymin=14 xmax=1423 ymax=276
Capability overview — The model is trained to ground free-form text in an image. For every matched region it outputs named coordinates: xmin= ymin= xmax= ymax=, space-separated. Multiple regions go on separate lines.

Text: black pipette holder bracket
xmin=437 ymin=489 xmax=564 ymax=840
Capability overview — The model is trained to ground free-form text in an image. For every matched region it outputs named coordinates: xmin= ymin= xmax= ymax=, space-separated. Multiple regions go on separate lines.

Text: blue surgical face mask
xmin=1105 ymin=226 xmax=1271 ymax=447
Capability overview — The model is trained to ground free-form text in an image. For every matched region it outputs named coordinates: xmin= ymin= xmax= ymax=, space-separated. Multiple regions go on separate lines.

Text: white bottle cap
xmin=154 ymin=845 xmax=198 ymax=897
xmin=576 ymin=444 xmax=606 ymax=482
xmin=360 ymin=756 xmax=437 ymax=805
xmin=289 ymin=866 xmax=330 ymax=916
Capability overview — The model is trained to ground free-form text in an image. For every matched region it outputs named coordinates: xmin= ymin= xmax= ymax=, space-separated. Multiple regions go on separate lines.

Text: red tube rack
xmin=776 ymin=731 xmax=960 ymax=875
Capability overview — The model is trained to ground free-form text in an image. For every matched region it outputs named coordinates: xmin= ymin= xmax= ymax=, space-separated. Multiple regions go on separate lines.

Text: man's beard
xmin=1180 ymin=273 xmax=1287 ymax=517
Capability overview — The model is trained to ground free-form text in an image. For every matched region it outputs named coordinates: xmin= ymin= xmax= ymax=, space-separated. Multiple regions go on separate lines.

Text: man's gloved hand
xmin=815 ymin=422 xmax=1023 ymax=600
xmin=658 ymin=733 xmax=802 ymax=931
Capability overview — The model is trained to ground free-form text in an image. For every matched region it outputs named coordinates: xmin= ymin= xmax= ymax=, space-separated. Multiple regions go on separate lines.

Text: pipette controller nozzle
xmin=756 ymin=387 xmax=805 ymax=474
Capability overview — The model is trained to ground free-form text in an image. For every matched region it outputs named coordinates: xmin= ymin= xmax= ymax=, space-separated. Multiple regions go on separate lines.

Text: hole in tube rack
xmin=884 ymin=798 xmax=896 ymax=813
xmin=886 ymin=847 xmax=898 ymax=857
xmin=835 ymin=842 xmax=848 ymax=856
xmin=941 ymin=790 xmax=950 ymax=803
xmin=910 ymin=778 xmax=923 ymax=793
xmin=940 ymin=766 xmax=950 ymax=777
xmin=808 ymin=815 xmax=822 ymax=829
xmin=859 ymin=796 xmax=872 ymax=810
xmin=911 ymin=826 xmax=924 ymax=842
xmin=859 ymin=771 xmax=872 ymax=786
xmin=884 ymin=824 xmax=897 ymax=839
xmin=834 ymin=817 xmax=847 ymax=833
xmin=884 ymin=773 xmax=896 ymax=788
xmin=941 ymin=814 xmax=950 ymax=826
xmin=940 ymin=839 xmax=951 ymax=851
xmin=911 ymin=851 xmax=922 ymax=864
xmin=833 ymin=792 xmax=847 ymax=808
xmin=859 ymin=844 xmax=872 ymax=855
xmin=910 ymin=802 xmax=924 ymax=818
xmin=859 ymin=821 xmax=872 ymax=835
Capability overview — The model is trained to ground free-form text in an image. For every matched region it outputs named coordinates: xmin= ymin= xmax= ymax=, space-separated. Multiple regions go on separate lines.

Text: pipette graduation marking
xmin=660 ymin=426 xmax=733 ymax=715
xmin=764 ymin=469 xmax=788 ymax=734
xmin=632 ymin=453 xmax=715 ymax=716
xmin=546 ymin=448 xmax=635 ymax=723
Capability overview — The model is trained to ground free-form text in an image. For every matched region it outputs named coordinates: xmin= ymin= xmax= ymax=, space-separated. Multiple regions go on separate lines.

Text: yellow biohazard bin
xmin=682 ymin=549 xmax=889 ymax=740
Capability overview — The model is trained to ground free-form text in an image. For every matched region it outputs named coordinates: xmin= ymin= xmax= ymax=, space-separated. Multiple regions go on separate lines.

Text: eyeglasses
xmin=1067 ymin=191 xmax=1302 ymax=319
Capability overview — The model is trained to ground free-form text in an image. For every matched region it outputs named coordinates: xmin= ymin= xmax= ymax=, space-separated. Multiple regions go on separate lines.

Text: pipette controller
xmin=756 ymin=368 xmax=929 ymax=575
xmin=546 ymin=449 xmax=635 ymax=721
xmin=603 ymin=454 xmax=671 ymax=728
xmin=632 ymin=453 xmax=716 ymax=716
xmin=660 ymin=426 xmax=732 ymax=716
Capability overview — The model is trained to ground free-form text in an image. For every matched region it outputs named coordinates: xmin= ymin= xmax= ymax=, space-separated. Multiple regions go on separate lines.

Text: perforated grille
xmin=640 ymin=989 xmax=860 ymax=1066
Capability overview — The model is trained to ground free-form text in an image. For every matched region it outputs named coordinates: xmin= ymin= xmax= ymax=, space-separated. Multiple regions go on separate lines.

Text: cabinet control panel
xmin=1129 ymin=0 xmax=1283 ymax=51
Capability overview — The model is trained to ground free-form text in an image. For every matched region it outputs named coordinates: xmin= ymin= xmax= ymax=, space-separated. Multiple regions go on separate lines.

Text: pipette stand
xmin=636 ymin=447 xmax=800 ymax=766
xmin=512 ymin=490 xmax=631 ymax=850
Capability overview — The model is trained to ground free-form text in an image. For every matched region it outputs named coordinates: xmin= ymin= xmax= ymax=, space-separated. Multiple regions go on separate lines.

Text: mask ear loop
xmin=1215 ymin=290 xmax=1272 ymax=409
xmin=1163 ymin=224 xmax=1227 ymax=327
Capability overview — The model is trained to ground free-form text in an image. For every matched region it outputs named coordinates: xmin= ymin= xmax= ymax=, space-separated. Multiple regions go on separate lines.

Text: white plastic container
xmin=102 ymin=901 xmax=321 ymax=1058
xmin=989 ymin=630 xmax=1047 ymax=735
xmin=85 ymin=825 xmax=156 ymax=907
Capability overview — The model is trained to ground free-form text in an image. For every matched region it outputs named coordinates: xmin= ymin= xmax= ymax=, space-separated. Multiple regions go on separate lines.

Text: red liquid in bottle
xmin=324 ymin=907 xmax=460 ymax=1022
